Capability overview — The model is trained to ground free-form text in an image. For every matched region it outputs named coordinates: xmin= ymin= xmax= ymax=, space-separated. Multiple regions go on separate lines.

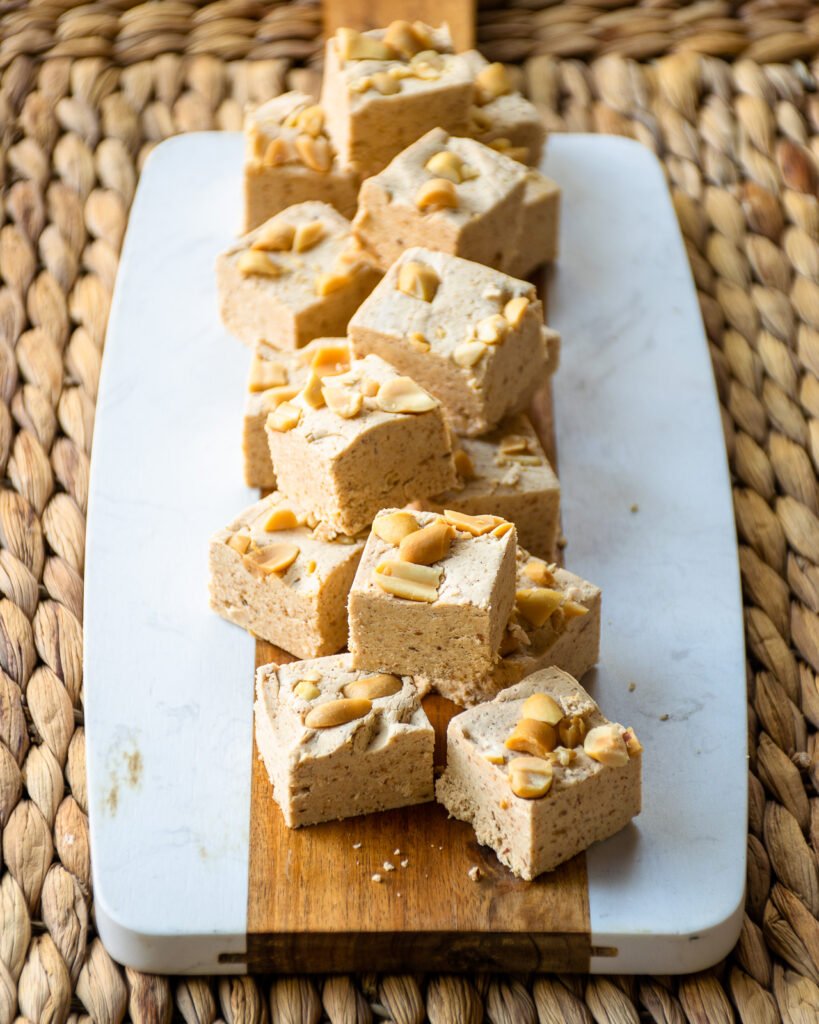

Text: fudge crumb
xmin=659 ymin=713 xmax=669 ymax=721
xmin=371 ymin=873 xmax=382 ymax=883
xmin=352 ymin=842 xmax=362 ymax=849
xmin=400 ymin=858 xmax=409 ymax=868
xmin=468 ymin=865 xmax=482 ymax=883
xmin=628 ymin=682 xmax=636 ymax=692
xmin=630 ymin=503 xmax=639 ymax=513
xmin=383 ymin=861 xmax=395 ymax=872
xmin=557 ymin=533 xmax=567 ymax=549
xmin=393 ymin=849 xmax=401 ymax=856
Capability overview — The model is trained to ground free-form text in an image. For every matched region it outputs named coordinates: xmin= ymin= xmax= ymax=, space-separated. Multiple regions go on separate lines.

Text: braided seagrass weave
xmin=0 ymin=3 xmax=818 ymax=1021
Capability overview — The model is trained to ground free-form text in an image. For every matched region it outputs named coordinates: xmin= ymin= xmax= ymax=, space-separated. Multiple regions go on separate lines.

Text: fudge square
xmin=265 ymin=354 xmax=456 ymax=536
xmin=416 ymin=546 xmax=601 ymax=705
xmin=425 ymin=413 xmax=560 ymax=559
xmin=216 ymin=201 xmax=382 ymax=349
xmin=436 ymin=669 xmax=642 ymax=879
xmin=320 ymin=22 xmax=474 ymax=177
xmin=255 ymin=653 xmax=434 ymax=827
xmin=243 ymin=92 xmax=360 ymax=232
xmin=243 ymin=338 xmax=350 ymax=489
xmin=462 ymin=52 xmax=546 ymax=167
xmin=508 ymin=171 xmax=561 ymax=280
xmin=349 ymin=248 xmax=559 ymax=436
xmin=208 ymin=491 xmax=364 ymax=658
xmin=352 ymin=128 xmax=528 ymax=273
xmin=348 ymin=508 xmax=517 ymax=680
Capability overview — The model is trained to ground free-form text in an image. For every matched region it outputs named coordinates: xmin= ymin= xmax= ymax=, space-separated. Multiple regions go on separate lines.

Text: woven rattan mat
xmin=1 ymin=3 xmax=819 ymax=1021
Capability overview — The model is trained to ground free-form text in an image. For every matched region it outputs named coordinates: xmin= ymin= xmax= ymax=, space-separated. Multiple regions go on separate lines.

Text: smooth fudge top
xmin=451 ymin=670 xmax=642 ymax=800
xmin=245 ymin=92 xmax=341 ymax=172
xmin=256 ymin=653 xmax=425 ymax=759
xmin=265 ymin=352 xmax=446 ymax=458
xmin=246 ymin=338 xmax=350 ymax=418
xmin=214 ymin=491 xmax=365 ymax=592
xmin=357 ymin=507 xmax=517 ymax=609
xmin=220 ymin=201 xmax=373 ymax=311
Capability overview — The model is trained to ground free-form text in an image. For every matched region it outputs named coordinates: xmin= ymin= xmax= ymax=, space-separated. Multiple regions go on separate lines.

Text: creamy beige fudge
xmin=243 ymin=92 xmax=360 ymax=232
xmin=461 ymin=52 xmax=545 ymax=167
xmin=417 ymin=547 xmax=601 ymax=705
xmin=508 ymin=172 xmax=561 ymax=280
xmin=320 ymin=22 xmax=474 ymax=177
xmin=265 ymin=354 xmax=456 ymax=536
xmin=348 ymin=508 xmax=517 ymax=680
xmin=352 ymin=129 xmax=528 ymax=273
xmin=425 ymin=413 xmax=560 ymax=559
xmin=216 ymin=201 xmax=382 ymax=349
xmin=243 ymin=338 xmax=351 ymax=489
xmin=349 ymin=248 xmax=558 ymax=436
xmin=255 ymin=654 xmax=434 ymax=828
xmin=436 ymin=669 xmax=642 ymax=879
xmin=208 ymin=492 xmax=364 ymax=658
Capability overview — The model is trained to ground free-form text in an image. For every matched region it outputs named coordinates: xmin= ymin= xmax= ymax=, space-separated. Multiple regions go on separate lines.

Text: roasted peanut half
xmin=505 ymin=718 xmax=558 ymax=758
xmin=399 ymin=521 xmax=454 ymax=565
xmin=337 ymin=27 xmax=396 ymax=61
xmin=521 ymin=692 xmax=563 ymax=725
xmin=523 ymin=560 xmax=555 ymax=586
xmin=415 ymin=178 xmax=458 ymax=211
xmin=475 ymin=313 xmax=509 ymax=345
xmin=504 ymin=295 xmax=530 ymax=327
xmin=515 ymin=587 xmax=564 ymax=628
xmin=474 ymin=62 xmax=513 ymax=105
xmin=453 ymin=449 xmax=476 ymax=480
xmin=251 ymin=222 xmax=295 ymax=252
xmin=558 ymin=715 xmax=587 ymax=748
xmin=323 ymin=384 xmax=363 ymax=419
xmin=315 ymin=268 xmax=355 ymax=296
xmin=227 ymin=532 xmax=251 ymax=555
xmin=304 ymin=697 xmax=372 ymax=728
xmin=397 ymin=261 xmax=439 ymax=302
xmin=293 ymin=680 xmax=321 ymax=701
xmin=452 ymin=341 xmax=486 ymax=368
xmin=443 ymin=509 xmax=504 ymax=536
xmin=371 ymin=71 xmax=401 ymax=95
xmin=237 ymin=251 xmax=283 ymax=278
xmin=584 ymin=724 xmax=630 ymax=767
xmin=263 ymin=507 xmax=299 ymax=531
xmin=295 ymin=133 xmax=332 ymax=172
xmin=372 ymin=510 xmax=420 ymax=545
xmin=373 ymin=559 xmax=440 ymax=601
xmin=376 ymin=377 xmax=437 ymax=413
xmin=292 ymin=220 xmax=326 ymax=253
xmin=343 ymin=673 xmax=402 ymax=700
xmin=267 ymin=401 xmax=301 ymax=432
xmin=248 ymin=353 xmax=288 ymax=392
xmin=242 ymin=542 xmax=299 ymax=577
xmin=383 ymin=19 xmax=427 ymax=58
xmin=508 ymin=756 xmax=553 ymax=799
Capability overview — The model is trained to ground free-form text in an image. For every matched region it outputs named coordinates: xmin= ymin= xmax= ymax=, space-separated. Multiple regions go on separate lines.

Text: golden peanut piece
xmin=292 ymin=220 xmax=326 ymax=253
xmin=508 ymin=756 xmax=553 ymax=799
xmin=499 ymin=628 xmax=521 ymax=656
xmin=295 ymin=104 xmax=324 ymax=137
xmin=251 ymin=222 xmax=295 ymax=252
xmin=294 ymin=680 xmax=321 ymax=701
xmin=295 ymin=133 xmax=332 ymax=172
xmin=623 ymin=728 xmax=643 ymax=757
xmin=476 ymin=313 xmax=509 ymax=345
xmin=359 ymin=377 xmax=379 ymax=397
xmin=383 ymin=19 xmax=427 ymax=58
xmin=453 ymin=449 xmax=476 ymax=480
xmin=373 ymin=559 xmax=440 ymax=601
xmin=263 ymin=507 xmax=299 ymax=531
xmin=559 ymin=715 xmax=588 ymax=748
xmin=300 ymin=370 xmax=326 ymax=409
xmin=349 ymin=76 xmax=372 ymax=94
xmin=261 ymin=385 xmax=300 ymax=412
xmin=443 ymin=509 xmax=504 ymax=536
xmin=505 ymin=718 xmax=558 ymax=758
xmin=371 ymin=72 xmax=401 ymax=95
xmin=399 ymin=521 xmax=454 ymax=565
xmin=304 ymin=697 xmax=372 ymax=728
xmin=377 ymin=560 xmax=441 ymax=586
xmin=267 ymin=401 xmax=301 ymax=432
xmin=521 ymin=692 xmax=564 ymax=725
xmin=397 ymin=261 xmax=440 ymax=302
xmin=504 ymin=295 xmax=530 ymax=327
xmin=337 ymin=27 xmax=396 ymax=61
xmin=409 ymin=332 xmax=431 ymax=351
xmin=425 ymin=150 xmax=467 ymax=183
xmin=226 ymin=532 xmax=251 ymax=555
xmin=248 ymin=353 xmax=288 ymax=392
xmin=489 ymin=137 xmax=528 ymax=163
xmin=343 ymin=673 xmax=402 ymax=700
xmin=237 ymin=250 xmax=283 ymax=278
xmin=323 ymin=384 xmax=363 ymax=419
xmin=491 ymin=521 xmax=514 ymax=538
xmin=315 ymin=267 xmax=354 ymax=296
xmin=310 ymin=342 xmax=350 ymax=377
xmin=499 ymin=434 xmax=532 ymax=455
xmin=523 ymin=560 xmax=555 ymax=586
xmin=584 ymin=725 xmax=630 ymax=767
xmin=372 ymin=510 xmax=420 ymax=545
xmin=453 ymin=341 xmax=487 ymax=368
xmin=468 ymin=105 xmax=493 ymax=132
xmin=376 ymin=376 xmax=437 ymax=413
xmin=410 ymin=50 xmax=444 ymax=78
xmin=415 ymin=177 xmax=458 ymax=211
xmin=242 ymin=542 xmax=299 ymax=577
xmin=483 ymin=746 xmax=506 ymax=765
xmin=263 ymin=136 xmax=293 ymax=166
xmin=475 ymin=62 xmax=513 ymax=105
xmin=515 ymin=587 xmax=564 ymax=627
xmin=550 ymin=746 xmax=577 ymax=767
xmin=563 ymin=600 xmax=589 ymax=619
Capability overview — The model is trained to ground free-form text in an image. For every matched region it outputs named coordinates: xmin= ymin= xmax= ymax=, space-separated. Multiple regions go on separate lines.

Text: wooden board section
xmin=323 ymin=0 xmax=475 ymax=51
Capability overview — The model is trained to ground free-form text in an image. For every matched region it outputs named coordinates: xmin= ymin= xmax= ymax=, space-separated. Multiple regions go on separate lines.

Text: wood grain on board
xmin=323 ymin=0 xmax=476 ymax=51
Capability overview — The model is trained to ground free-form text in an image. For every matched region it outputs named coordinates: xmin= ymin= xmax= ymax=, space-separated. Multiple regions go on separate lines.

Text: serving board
xmin=85 ymin=133 xmax=746 ymax=975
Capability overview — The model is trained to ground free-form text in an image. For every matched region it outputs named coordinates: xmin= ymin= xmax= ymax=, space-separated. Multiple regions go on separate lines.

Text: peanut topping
xmin=474 ymin=62 xmax=513 ymax=105
xmin=343 ymin=673 xmax=402 ymax=700
xmin=623 ymin=728 xmax=643 ymax=757
xmin=505 ymin=718 xmax=558 ymax=758
xmin=315 ymin=268 xmax=355 ymax=296
xmin=373 ymin=560 xmax=440 ymax=602
xmin=251 ymin=222 xmax=295 ymax=252
xmin=267 ymin=401 xmax=301 ymax=432
xmin=383 ymin=19 xmax=427 ymax=58
xmin=237 ymin=250 xmax=283 ymax=278
xmin=559 ymin=715 xmax=587 ymax=748
xmin=499 ymin=434 xmax=531 ymax=455
xmin=372 ymin=511 xmax=420 ymax=545
xmin=475 ymin=313 xmax=509 ymax=345
xmin=359 ymin=377 xmax=379 ymax=397
xmin=515 ymin=587 xmax=564 ymax=627
xmin=242 ymin=542 xmax=299 ymax=577
xmin=504 ymin=295 xmax=530 ymax=327
xmin=468 ymin=105 xmax=493 ymax=132
xmin=371 ymin=71 xmax=401 ymax=95
xmin=410 ymin=50 xmax=444 ymax=78
xmin=376 ymin=377 xmax=437 ymax=413
xmin=300 ymin=370 xmax=326 ymax=409
xmin=227 ymin=533 xmax=251 ymax=555
xmin=454 ymin=449 xmax=476 ymax=480
xmin=489 ymin=137 xmax=528 ymax=163
xmin=310 ymin=342 xmax=350 ymax=377
xmin=521 ymin=692 xmax=563 ymax=726
xmin=323 ymin=384 xmax=363 ymax=419
xmin=295 ymin=133 xmax=332 ymax=172
xmin=264 ymin=507 xmax=299 ymax=531
xmin=424 ymin=150 xmax=476 ymax=184
xmin=415 ymin=178 xmax=458 ymax=211
xmin=337 ymin=27 xmax=396 ymax=61
xmin=409 ymin=332 xmax=431 ymax=351
xmin=453 ymin=341 xmax=486 ymax=368
xmin=292 ymin=220 xmax=326 ymax=253
xmin=443 ymin=509 xmax=505 ymax=536
xmin=397 ymin=261 xmax=440 ymax=302
xmin=491 ymin=521 xmax=514 ymax=538
xmin=584 ymin=725 xmax=630 ymax=767
xmin=549 ymin=746 xmax=577 ymax=767
xmin=399 ymin=521 xmax=454 ymax=565
xmin=508 ymin=756 xmax=553 ymax=799
xmin=304 ymin=697 xmax=372 ymax=729
xmin=294 ymin=680 xmax=320 ymax=701
xmin=563 ymin=600 xmax=589 ymax=619
xmin=262 ymin=136 xmax=293 ymax=166
xmin=248 ymin=354 xmax=288 ymax=392
xmin=523 ymin=560 xmax=555 ymax=586
xmin=294 ymin=104 xmax=324 ymax=137
xmin=261 ymin=385 xmax=299 ymax=411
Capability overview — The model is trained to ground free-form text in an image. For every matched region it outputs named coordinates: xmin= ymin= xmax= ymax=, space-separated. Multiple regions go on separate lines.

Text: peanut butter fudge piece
xmin=320 ymin=23 xmax=474 ymax=177
xmin=507 ymin=172 xmax=561 ymax=280
xmin=417 ymin=548 xmax=601 ymax=705
xmin=255 ymin=654 xmax=434 ymax=827
xmin=349 ymin=248 xmax=559 ymax=436
xmin=243 ymin=338 xmax=351 ymax=489
xmin=265 ymin=354 xmax=456 ymax=536
xmin=436 ymin=669 xmax=642 ymax=879
xmin=243 ymin=92 xmax=360 ymax=231
xmin=208 ymin=492 xmax=364 ymax=658
xmin=424 ymin=413 xmax=560 ymax=559
xmin=462 ymin=53 xmax=545 ymax=167
xmin=216 ymin=201 xmax=381 ymax=349
xmin=352 ymin=129 xmax=528 ymax=273
xmin=348 ymin=508 xmax=517 ymax=680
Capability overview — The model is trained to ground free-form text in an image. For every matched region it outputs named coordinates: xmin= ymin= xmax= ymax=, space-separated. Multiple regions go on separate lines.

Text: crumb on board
xmin=371 ymin=873 xmax=382 ymax=883
xmin=383 ymin=861 xmax=395 ymax=872
xmin=557 ymin=533 xmax=567 ymax=549
xmin=468 ymin=865 xmax=482 ymax=882
xmin=400 ymin=858 xmax=409 ymax=868
xmin=393 ymin=848 xmax=401 ymax=856
xmin=630 ymin=503 xmax=639 ymax=513
xmin=352 ymin=841 xmax=362 ymax=849
xmin=660 ymin=713 xmax=669 ymax=721
xmin=628 ymin=681 xmax=636 ymax=692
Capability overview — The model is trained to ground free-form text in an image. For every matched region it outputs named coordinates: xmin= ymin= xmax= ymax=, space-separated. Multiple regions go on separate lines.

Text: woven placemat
xmin=0 ymin=10 xmax=818 ymax=1023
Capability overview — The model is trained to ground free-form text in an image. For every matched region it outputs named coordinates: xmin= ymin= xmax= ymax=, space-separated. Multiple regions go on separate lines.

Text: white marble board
xmin=85 ymin=132 xmax=747 ymax=975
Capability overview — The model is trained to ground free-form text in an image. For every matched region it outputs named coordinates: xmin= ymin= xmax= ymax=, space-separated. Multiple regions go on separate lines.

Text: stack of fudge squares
xmin=209 ymin=20 xmax=642 ymax=882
